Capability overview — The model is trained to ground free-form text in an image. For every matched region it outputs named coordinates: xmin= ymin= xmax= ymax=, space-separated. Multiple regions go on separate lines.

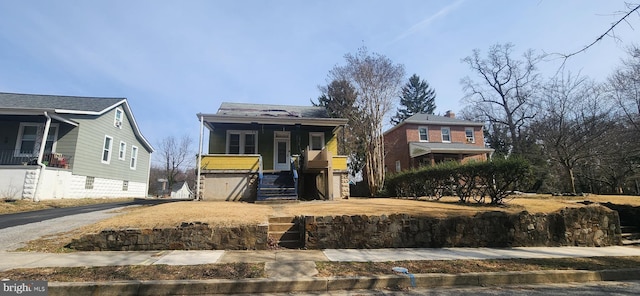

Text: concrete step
xmin=277 ymin=239 xmax=303 ymax=249
xmin=269 ymin=223 xmax=298 ymax=232
xmin=269 ymin=231 xmax=301 ymax=241
xmin=269 ymin=216 xmax=297 ymax=223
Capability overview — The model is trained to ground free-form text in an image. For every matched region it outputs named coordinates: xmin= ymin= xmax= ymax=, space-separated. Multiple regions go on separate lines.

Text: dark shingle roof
xmin=0 ymin=92 xmax=124 ymax=113
xmin=217 ymin=102 xmax=329 ymax=119
xmin=403 ymin=113 xmax=484 ymax=126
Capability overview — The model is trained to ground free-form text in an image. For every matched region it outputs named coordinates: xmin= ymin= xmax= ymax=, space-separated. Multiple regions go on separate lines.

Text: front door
xmin=273 ymin=131 xmax=290 ymax=171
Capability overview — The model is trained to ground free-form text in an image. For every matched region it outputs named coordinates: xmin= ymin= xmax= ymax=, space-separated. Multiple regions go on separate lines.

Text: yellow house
xmin=196 ymin=103 xmax=349 ymax=202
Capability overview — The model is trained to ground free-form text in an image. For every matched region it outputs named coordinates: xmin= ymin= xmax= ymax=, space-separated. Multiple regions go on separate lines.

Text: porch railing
xmin=0 ymin=150 xmax=72 ymax=169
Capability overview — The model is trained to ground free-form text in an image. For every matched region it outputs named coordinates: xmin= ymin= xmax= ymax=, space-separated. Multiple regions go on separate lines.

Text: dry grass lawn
xmin=81 ymin=194 xmax=640 ymax=231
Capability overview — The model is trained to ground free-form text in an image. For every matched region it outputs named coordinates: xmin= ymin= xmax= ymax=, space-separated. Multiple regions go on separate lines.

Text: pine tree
xmin=391 ymin=74 xmax=436 ymax=125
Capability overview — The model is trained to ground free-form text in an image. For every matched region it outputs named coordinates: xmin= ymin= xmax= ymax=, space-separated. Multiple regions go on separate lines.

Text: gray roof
xmin=217 ymin=102 xmax=329 ymax=119
xmin=0 ymin=92 xmax=124 ymax=113
xmin=409 ymin=142 xmax=494 ymax=158
xmin=403 ymin=113 xmax=484 ymax=126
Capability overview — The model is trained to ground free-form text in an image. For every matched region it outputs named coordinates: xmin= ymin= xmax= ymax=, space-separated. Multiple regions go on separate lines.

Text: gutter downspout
xmin=33 ymin=111 xmax=52 ymax=202
xmin=196 ymin=114 xmax=204 ymax=201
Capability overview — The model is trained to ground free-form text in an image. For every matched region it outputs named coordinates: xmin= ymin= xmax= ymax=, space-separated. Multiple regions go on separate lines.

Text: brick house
xmin=384 ymin=111 xmax=494 ymax=173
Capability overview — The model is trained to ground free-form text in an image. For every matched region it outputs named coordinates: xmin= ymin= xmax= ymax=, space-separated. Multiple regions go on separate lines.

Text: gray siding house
xmin=0 ymin=92 xmax=153 ymax=200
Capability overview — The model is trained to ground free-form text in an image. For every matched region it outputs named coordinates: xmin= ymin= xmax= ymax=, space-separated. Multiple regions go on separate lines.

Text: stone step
xmin=277 ymin=239 xmax=303 ymax=249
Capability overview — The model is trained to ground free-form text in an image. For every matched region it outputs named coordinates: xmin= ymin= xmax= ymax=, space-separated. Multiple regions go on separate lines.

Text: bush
xmin=385 ymin=158 xmax=531 ymax=204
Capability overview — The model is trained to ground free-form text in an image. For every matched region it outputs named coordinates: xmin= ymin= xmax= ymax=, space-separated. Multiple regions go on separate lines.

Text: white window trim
xmin=465 ymin=127 xmax=475 ymax=143
xmin=114 ymin=108 xmax=123 ymax=128
xmin=225 ymin=130 xmax=258 ymax=154
xmin=395 ymin=160 xmax=401 ymax=172
xmin=130 ymin=145 xmax=138 ymax=169
xmin=14 ymin=122 xmax=59 ymax=157
xmin=309 ymin=132 xmax=325 ymax=150
xmin=441 ymin=127 xmax=451 ymax=143
xmin=102 ymin=135 xmax=113 ymax=164
xmin=418 ymin=126 xmax=429 ymax=142
xmin=118 ymin=141 xmax=126 ymax=160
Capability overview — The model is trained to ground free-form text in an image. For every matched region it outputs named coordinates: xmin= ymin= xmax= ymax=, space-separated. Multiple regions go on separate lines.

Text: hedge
xmin=385 ymin=158 xmax=531 ymax=204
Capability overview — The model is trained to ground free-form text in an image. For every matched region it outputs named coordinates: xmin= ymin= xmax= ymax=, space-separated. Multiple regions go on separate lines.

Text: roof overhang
xmin=409 ymin=142 xmax=495 ymax=158
xmin=197 ymin=113 xmax=348 ymax=130
xmin=0 ymin=108 xmax=79 ymax=126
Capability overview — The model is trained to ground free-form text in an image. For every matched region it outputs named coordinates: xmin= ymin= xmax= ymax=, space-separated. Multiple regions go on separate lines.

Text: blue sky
xmin=0 ymin=1 xmax=637 ymax=162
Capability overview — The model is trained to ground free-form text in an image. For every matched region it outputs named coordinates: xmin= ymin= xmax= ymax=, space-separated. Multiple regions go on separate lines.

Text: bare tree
xmin=155 ymin=135 xmax=193 ymax=194
xmin=609 ymin=45 xmax=640 ymax=132
xmin=532 ymin=73 xmax=613 ymax=193
xmin=461 ymin=43 xmax=542 ymax=156
xmin=328 ymin=47 xmax=405 ymax=195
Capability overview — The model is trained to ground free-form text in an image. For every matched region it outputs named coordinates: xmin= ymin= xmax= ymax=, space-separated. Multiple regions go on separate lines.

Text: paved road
xmin=258 ymin=280 xmax=640 ymax=295
xmin=0 ymin=198 xmax=180 ymax=229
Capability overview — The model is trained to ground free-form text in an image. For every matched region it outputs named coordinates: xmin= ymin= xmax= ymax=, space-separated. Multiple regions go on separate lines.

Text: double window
xmin=226 ymin=130 xmax=258 ymax=154
xmin=15 ymin=123 xmax=59 ymax=156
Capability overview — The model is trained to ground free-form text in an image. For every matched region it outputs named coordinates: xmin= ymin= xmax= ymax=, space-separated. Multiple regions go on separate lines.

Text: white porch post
xmin=33 ymin=111 xmax=52 ymax=202
xmin=196 ymin=114 xmax=204 ymax=201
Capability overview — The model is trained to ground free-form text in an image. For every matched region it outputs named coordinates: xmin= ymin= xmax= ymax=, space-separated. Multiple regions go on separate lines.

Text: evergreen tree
xmin=391 ymin=74 xmax=436 ymax=125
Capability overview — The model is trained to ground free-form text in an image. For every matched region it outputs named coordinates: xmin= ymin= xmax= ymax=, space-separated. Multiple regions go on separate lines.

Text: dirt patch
xmin=316 ymin=256 xmax=640 ymax=277
xmin=1 ymin=257 xmax=638 ymax=282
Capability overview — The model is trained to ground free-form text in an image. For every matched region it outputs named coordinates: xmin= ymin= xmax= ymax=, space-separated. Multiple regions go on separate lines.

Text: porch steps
xmin=621 ymin=225 xmax=640 ymax=246
xmin=268 ymin=216 xmax=303 ymax=249
xmin=257 ymin=172 xmax=297 ymax=201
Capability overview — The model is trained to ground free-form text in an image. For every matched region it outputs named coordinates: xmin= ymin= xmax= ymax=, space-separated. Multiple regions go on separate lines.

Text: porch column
xmin=196 ymin=114 xmax=204 ymax=200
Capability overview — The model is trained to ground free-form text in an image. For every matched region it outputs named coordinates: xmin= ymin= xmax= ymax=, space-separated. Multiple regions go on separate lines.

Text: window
xmin=309 ymin=132 xmax=325 ymax=150
xmin=102 ymin=136 xmax=113 ymax=164
xmin=85 ymin=176 xmax=95 ymax=189
xmin=226 ymin=130 xmax=258 ymax=154
xmin=130 ymin=146 xmax=138 ymax=169
xmin=14 ymin=123 xmax=59 ymax=156
xmin=114 ymin=108 xmax=123 ymax=128
xmin=122 ymin=180 xmax=129 ymax=191
xmin=118 ymin=141 xmax=126 ymax=160
xmin=418 ymin=127 xmax=428 ymax=142
xmin=395 ymin=160 xmax=401 ymax=172
xmin=465 ymin=127 xmax=475 ymax=143
xmin=441 ymin=127 xmax=451 ymax=143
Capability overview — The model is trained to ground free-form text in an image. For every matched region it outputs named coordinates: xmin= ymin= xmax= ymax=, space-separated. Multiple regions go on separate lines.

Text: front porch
xmin=198 ymin=148 xmax=349 ymax=202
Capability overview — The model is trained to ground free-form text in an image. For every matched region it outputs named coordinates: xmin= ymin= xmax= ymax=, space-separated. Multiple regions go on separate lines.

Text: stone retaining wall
xmin=303 ymin=206 xmax=621 ymax=249
xmin=67 ymin=206 xmax=621 ymax=251
xmin=68 ymin=222 xmax=269 ymax=251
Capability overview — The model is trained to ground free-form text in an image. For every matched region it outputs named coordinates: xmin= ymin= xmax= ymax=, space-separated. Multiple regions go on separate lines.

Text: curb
xmin=48 ymin=268 xmax=640 ymax=295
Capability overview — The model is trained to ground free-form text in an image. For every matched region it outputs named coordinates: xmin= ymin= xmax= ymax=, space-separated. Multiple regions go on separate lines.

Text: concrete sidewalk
xmin=2 ymin=246 xmax=640 ymax=295
xmin=2 ymin=246 xmax=640 ymax=272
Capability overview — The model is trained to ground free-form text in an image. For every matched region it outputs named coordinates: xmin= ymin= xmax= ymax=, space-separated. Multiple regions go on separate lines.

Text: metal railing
xmin=0 ymin=150 xmax=72 ymax=169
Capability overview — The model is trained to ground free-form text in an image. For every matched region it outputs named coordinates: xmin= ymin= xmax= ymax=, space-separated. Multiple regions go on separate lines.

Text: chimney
xmin=444 ymin=110 xmax=455 ymax=118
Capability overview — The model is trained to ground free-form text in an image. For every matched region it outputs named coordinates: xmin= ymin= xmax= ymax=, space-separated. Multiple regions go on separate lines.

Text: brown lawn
xmin=0 ymin=198 xmax=134 ymax=215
